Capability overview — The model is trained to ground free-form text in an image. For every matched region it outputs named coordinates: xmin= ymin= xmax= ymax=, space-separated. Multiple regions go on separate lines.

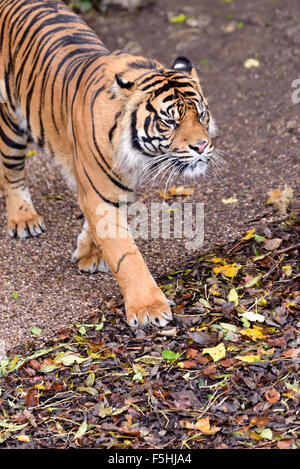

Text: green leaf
xmin=11 ymin=292 xmax=19 ymax=300
xmin=39 ymin=364 xmax=60 ymax=373
xmin=30 ymin=326 xmax=42 ymax=336
xmin=85 ymin=372 xmax=95 ymax=387
xmin=254 ymin=234 xmax=265 ymax=243
xmin=259 ymin=428 xmax=273 ymax=440
xmin=161 ymin=350 xmax=180 ymax=361
xmin=170 ymin=14 xmax=188 ymax=23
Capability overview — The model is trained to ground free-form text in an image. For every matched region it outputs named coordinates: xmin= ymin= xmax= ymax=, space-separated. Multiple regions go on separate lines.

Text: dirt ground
xmin=0 ymin=0 xmax=299 ymax=351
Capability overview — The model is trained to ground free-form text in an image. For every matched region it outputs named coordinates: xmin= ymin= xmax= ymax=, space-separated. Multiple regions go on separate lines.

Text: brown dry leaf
xmin=263 ymin=238 xmax=282 ymax=251
xmin=181 ymin=417 xmax=221 ymax=434
xmin=250 ymin=414 xmax=270 ymax=426
xmin=277 ymin=439 xmax=294 ymax=449
xmin=267 ymin=185 xmax=293 ymax=214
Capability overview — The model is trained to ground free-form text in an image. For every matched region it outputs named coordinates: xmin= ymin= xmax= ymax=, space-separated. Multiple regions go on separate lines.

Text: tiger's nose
xmin=194 ymin=140 xmax=208 ymax=153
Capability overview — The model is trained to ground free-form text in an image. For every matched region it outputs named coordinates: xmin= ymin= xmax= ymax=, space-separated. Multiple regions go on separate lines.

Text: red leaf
xmin=25 ymin=389 xmax=39 ymax=407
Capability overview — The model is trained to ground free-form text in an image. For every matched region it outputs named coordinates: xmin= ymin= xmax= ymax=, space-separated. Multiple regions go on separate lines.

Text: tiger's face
xmin=114 ymin=56 xmax=217 ymax=187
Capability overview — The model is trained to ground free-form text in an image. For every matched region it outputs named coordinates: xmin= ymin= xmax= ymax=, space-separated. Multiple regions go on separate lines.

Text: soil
xmin=0 ymin=0 xmax=299 ymax=351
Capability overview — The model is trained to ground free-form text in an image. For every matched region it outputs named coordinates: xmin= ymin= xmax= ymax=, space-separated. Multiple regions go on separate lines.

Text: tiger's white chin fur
xmin=115 ymin=127 xmax=209 ymax=189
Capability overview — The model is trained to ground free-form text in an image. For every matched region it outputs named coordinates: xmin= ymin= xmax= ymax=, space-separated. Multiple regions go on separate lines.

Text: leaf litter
xmin=0 ymin=216 xmax=299 ymax=449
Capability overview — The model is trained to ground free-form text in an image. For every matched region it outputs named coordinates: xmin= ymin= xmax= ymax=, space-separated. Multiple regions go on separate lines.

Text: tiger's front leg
xmin=79 ymin=193 xmax=172 ymax=328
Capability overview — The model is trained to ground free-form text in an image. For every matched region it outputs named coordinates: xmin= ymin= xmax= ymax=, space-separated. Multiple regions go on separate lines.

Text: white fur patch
xmin=208 ymin=116 xmax=218 ymax=138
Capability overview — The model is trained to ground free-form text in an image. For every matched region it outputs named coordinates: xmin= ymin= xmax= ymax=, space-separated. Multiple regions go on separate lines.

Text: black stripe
xmin=82 ymin=163 xmax=120 ymax=208
xmin=2 ymin=161 xmax=24 ymax=170
xmin=0 ymin=126 xmax=26 ymax=150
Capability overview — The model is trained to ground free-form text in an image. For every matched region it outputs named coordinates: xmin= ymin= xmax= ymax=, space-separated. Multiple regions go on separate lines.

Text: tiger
xmin=0 ymin=0 xmax=217 ymax=328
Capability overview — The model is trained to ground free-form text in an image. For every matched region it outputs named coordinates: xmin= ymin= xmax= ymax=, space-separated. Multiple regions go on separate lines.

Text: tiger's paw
xmin=72 ymin=219 xmax=110 ymax=274
xmin=126 ymin=299 xmax=173 ymax=328
xmin=71 ymin=248 xmax=110 ymax=274
xmin=72 ymin=251 xmax=110 ymax=274
xmin=7 ymin=213 xmax=45 ymax=238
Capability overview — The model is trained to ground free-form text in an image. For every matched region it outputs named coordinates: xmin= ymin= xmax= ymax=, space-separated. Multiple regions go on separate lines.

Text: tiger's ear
xmin=114 ymin=74 xmax=135 ymax=97
xmin=171 ymin=56 xmax=198 ymax=79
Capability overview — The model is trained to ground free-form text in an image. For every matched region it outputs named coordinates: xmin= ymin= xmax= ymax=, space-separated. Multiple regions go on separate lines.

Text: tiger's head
xmin=112 ymin=56 xmax=218 ymax=188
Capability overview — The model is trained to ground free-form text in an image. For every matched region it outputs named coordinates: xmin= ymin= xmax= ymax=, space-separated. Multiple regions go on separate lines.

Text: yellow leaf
xmin=244 ymin=58 xmax=260 ymax=68
xmin=17 ymin=434 xmax=30 ymax=443
xmin=222 ymin=197 xmax=238 ymax=204
xmin=240 ymin=326 xmax=267 ymax=341
xmin=241 ymin=228 xmax=256 ymax=241
xmin=235 ymin=354 xmax=261 ymax=363
xmin=213 ymin=263 xmax=242 ymax=278
xmin=228 ymin=288 xmax=239 ymax=306
xmin=209 ymin=257 xmax=224 ymax=263
xmin=202 ymin=343 xmax=226 ymax=362
xmin=26 ymin=150 xmax=38 ymax=158
xmin=282 ymin=265 xmax=292 ymax=277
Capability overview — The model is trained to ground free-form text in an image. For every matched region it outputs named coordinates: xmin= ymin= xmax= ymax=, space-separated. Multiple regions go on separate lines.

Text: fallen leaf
xmin=240 ymin=311 xmax=265 ymax=323
xmin=235 ymin=354 xmax=261 ymax=363
xmin=263 ymin=238 xmax=282 ymax=251
xmin=250 ymin=414 xmax=270 ymax=427
xmin=170 ymin=14 xmax=189 ymax=23
xmin=240 ymin=326 xmax=267 ymax=341
xmin=259 ymin=428 xmax=273 ymax=441
xmin=30 ymin=326 xmax=42 ymax=336
xmin=213 ymin=263 xmax=242 ymax=278
xmin=202 ymin=343 xmax=226 ymax=362
xmin=161 ymin=350 xmax=180 ymax=361
xmin=74 ymin=421 xmax=88 ymax=439
xmin=160 ymin=186 xmax=194 ymax=199
xmin=241 ymin=228 xmax=256 ymax=241
xmin=277 ymin=439 xmax=294 ymax=449
xmin=264 ymin=388 xmax=280 ymax=404
xmin=25 ymin=389 xmax=39 ymax=408
xmin=177 ymin=360 xmax=197 ymax=369
xmin=244 ymin=58 xmax=260 ymax=68
xmin=222 ymin=197 xmax=238 ymax=205
xmin=54 ymin=351 xmax=85 ymax=366
xmin=228 ymin=288 xmax=239 ymax=306
xmin=181 ymin=417 xmax=221 ymax=434
xmin=244 ymin=275 xmax=262 ymax=288
xmin=17 ymin=434 xmax=30 ymax=443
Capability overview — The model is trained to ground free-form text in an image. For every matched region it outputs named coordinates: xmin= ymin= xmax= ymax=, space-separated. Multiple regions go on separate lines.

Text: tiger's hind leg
xmin=0 ymin=108 xmax=45 ymax=238
xmin=71 ymin=219 xmax=110 ymax=274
